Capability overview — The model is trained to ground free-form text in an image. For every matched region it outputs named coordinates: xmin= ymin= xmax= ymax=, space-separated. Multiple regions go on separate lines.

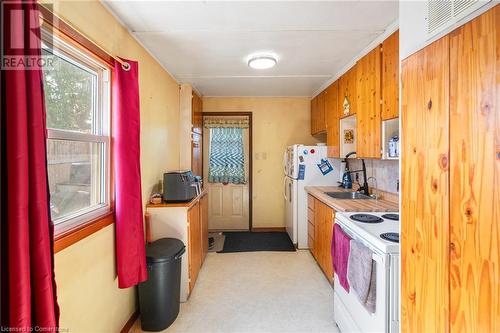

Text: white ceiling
xmin=104 ymin=1 xmax=398 ymax=97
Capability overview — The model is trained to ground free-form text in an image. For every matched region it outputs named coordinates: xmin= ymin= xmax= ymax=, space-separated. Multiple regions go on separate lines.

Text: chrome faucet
xmin=343 ymin=151 xmax=370 ymax=196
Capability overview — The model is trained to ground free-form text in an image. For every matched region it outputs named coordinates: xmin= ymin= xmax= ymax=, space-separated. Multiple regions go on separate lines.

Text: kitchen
xmin=1 ymin=1 xmax=498 ymax=333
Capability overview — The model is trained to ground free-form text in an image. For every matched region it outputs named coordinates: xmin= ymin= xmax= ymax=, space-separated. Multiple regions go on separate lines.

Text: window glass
xmin=42 ymin=48 xmax=96 ymax=134
xmin=42 ymin=31 xmax=110 ymax=232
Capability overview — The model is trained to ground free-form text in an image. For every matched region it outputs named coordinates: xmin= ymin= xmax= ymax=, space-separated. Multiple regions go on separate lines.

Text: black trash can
xmin=139 ymin=238 xmax=185 ymax=331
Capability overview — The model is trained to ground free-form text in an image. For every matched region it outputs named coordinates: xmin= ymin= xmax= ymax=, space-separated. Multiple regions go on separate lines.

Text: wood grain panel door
xmin=188 ymin=201 xmax=201 ymax=292
xmin=317 ymin=90 xmax=326 ymax=134
xmin=401 ymin=36 xmax=450 ymax=333
xmin=449 ymin=7 xmax=499 ymax=332
xmin=325 ymin=81 xmax=340 ymax=158
xmin=192 ymin=132 xmax=202 ymax=178
xmin=357 ymin=46 xmax=382 ymax=158
xmin=192 ymin=92 xmax=202 ymax=134
xmin=382 ymin=30 xmax=400 ymax=120
xmin=338 ymin=65 xmax=358 ymax=117
xmin=311 ymin=96 xmax=318 ymax=135
xmin=200 ymin=193 xmax=209 ymax=263
xmin=314 ymin=199 xmax=334 ymax=283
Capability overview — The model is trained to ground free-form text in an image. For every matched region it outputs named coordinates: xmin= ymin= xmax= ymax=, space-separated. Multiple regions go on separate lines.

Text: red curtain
xmin=113 ymin=59 xmax=147 ymax=288
xmin=1 ymin=1 xmax=59 ymax=329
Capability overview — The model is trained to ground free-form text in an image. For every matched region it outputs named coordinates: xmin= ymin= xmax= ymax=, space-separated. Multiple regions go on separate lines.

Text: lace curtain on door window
xmin=208 ymin=127 xmax=245 ymax=184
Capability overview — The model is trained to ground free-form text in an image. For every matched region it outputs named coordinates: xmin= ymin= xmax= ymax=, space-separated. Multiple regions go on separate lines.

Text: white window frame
xmin=42 ymin=29 xmax=111 ymax=235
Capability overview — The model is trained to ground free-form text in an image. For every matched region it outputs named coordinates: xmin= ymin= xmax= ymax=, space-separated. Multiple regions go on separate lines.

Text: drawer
xmin=308 ymin=221 xmax=315 ymax=238
xmin=308 ymin=208 xmax=314 ymax=223
xmin=307 ymin=195 xmax=315 ymax=210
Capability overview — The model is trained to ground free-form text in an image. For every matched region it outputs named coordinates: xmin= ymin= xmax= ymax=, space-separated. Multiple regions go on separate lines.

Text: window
xmin=41 ymin=30 xmax=111 ymax=234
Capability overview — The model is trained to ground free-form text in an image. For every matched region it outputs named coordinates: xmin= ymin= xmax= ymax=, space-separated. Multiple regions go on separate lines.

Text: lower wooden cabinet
xmin=308 ymin=194 xmax=334 ymax=283
xmin=188 ymin=192 xmax=209 ymax=292
xmin=146 ymin=191 xmax=209 ymax=301
xmin=200 ymin=192 xmax=209 ymax=263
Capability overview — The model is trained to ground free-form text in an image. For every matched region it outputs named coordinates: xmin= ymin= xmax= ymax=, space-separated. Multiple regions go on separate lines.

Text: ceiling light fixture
xmin=248 ymin=55 xmax=277 ymax=70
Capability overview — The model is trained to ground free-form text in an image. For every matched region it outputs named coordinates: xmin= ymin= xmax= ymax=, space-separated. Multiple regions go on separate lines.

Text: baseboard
xmin=251 ymin=227 xmax=286 ymax=232
xmin=120 ymin=310 xmax=139 ymax=333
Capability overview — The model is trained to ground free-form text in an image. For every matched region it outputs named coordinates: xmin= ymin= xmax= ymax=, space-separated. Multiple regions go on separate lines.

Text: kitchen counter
xmin=146 ymin=188 xmax=208 ymax=209
xmin=305 ymin=186 xmax=398 ymax=212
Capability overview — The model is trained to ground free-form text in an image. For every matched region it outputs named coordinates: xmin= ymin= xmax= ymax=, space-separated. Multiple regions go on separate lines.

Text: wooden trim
xmin=251 ymin=227 xmax=286 ymax=233
xmin=54 ymin=212 xmax=114 ymax=253
xmin=38 ymin=4 xmax=115 ymax=67
xmin=120 ymin=310 xmax=139 ymax=333
xmin=202 ymin=112 xmax=253 ymax=230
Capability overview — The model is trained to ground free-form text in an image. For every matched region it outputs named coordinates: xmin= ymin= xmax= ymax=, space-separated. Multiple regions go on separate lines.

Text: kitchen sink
xmin=325 ymin=192 xmax=372 ymax=200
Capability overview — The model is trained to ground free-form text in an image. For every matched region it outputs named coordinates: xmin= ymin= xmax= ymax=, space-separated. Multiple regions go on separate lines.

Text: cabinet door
xmin=310 ymin=96 xmax=317 ymax=135
xmin=200 ymin=193 xmax=209 ymax=263
xmin=192 ymin=92 xmax=202 ymax=134
xmin=325 ymin=81 xmax=340 ymax=158
xmin=317 ymin=90 xmax=326 ymax=133
xmin=188 ymin=202 xmax=201 ymax=292
xmin=449 ymin=7 xmax=499 ymax=332
xmin=338 ymin=65 xmax=358 ymax=117
xmin=192 ymin=132 xmax=202 ymax=177
xmin=401 ymin=36 xmax=450 ymax=333
xmin=307 ymin=195 xmax=315 ymax=256
xmin=357 ymin=46 xmax=382 ymax=158
xmin=382 ymin=30 xmax=399 ymax=120
xmin=314 ymin=199 xmax=334 ymax=283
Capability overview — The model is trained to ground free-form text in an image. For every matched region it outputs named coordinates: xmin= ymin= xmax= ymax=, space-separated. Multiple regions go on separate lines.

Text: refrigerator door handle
xmin=283 ymin=177 xmax=288 ymax=201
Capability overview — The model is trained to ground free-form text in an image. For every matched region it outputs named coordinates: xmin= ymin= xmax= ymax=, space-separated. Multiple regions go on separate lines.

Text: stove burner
xmin=381 ymin=213 xmax=399 ymax=221
xmin=380 ymin=232 xmax=399 ymax=243
xmin=350 ymin=214 xmax=383 ymax=223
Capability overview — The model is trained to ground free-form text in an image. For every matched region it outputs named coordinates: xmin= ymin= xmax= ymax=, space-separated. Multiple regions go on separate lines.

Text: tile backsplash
xmin=340 ymin=159 xmax=399 ymax=194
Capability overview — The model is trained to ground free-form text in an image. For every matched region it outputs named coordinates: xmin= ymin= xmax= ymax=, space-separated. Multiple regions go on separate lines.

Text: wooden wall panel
xmin=356 ymin=46 xmax=382 ymax=158
xmin=325 ymin=81 xmax=340 ymax=157
xmin=401 ymin=36 xmax=450 ymax=333
xmin=382 ymin=30 xmax=400 ymax=120
xmin=449 ymin=7 xmax=499 ymax=332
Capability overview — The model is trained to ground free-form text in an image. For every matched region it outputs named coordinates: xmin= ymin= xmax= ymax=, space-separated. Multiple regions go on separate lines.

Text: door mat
xmin=218 ymin=232 xmax=296 ymax=253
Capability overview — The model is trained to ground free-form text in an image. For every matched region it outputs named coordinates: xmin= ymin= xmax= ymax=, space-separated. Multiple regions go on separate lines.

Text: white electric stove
xmin=333 ymin=211 xmax=400 ymax=333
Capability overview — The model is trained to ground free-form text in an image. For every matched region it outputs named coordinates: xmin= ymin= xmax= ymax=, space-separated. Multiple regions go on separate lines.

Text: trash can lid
xmin=146 ymin=238 xmax=185 ymax=263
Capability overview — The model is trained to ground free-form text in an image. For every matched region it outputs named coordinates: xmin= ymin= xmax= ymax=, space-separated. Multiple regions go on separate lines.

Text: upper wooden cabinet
xmin=192 ymin=91 xmax=203 ymax=134
xmin=382 ymin=30 xmax=399 ymax=120
xmin=324 ymin=81 xmax=340 ymax=158
xmin=338 ymin=65 xmax=358 ymax=117
xmin=356 ymin=45 xmax=382 ymax=158
xmin=311 ymin=91 xmax=326 ymax=135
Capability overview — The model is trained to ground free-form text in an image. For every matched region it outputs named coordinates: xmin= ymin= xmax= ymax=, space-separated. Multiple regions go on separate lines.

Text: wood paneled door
xmin=401 ymin=35 xmax=450 ymax=333
xmin=356 ymin=45 xmax=382 ymax=158
xmin=401 ymin=5 xmax=499 ymax=333
xmin=188 ymin=201 xmax=202 ymax=292
xmin=338 ymin=65 xmax=358 ymax=117
xmin=449 ymin=7 xmax=499 ymax=332
xmin=382 ymin=30 xmax=399 ymax=120
xmin=325 ymin=81 xmax=340 ymax=158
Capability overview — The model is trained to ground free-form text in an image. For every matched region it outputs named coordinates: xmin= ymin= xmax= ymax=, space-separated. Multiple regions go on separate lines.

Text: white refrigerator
xmin=284 ymin=144 xmax=340 ymax=249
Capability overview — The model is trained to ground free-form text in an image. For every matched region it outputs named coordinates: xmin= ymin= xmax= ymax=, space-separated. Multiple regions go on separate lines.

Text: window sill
xmin=54 ymin=211 xmax=114 ymax=253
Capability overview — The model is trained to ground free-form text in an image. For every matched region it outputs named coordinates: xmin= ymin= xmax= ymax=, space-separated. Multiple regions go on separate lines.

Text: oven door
xmin=333 ymin=225 xmax=390 ymax=332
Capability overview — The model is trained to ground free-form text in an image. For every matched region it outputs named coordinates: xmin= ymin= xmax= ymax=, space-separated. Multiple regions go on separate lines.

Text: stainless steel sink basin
xmin=325 ymin=192 xmax=372 ymax=200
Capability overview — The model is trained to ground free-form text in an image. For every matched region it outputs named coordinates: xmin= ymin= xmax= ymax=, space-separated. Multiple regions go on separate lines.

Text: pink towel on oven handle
xmin=332 ymin=223 xmax=351 ymax=292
